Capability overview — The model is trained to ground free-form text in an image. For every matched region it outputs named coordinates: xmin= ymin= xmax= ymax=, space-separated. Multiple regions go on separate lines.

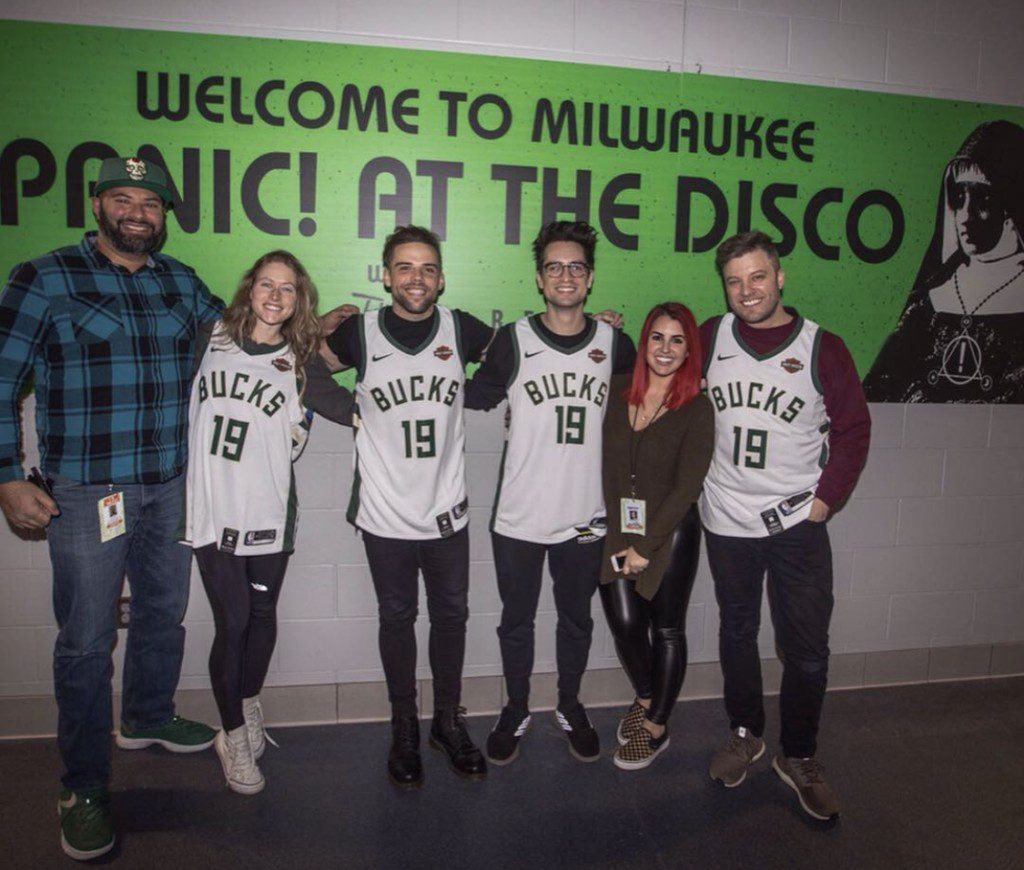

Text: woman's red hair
xmin=624 ymin=302 xmax=702 ymax=410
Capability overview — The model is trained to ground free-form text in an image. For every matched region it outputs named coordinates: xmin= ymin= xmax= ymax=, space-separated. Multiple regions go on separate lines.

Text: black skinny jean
xmin=704 ymin=519 xmax=833 ymax=759
xmin=492 ymin=531 xmax=603 ymax=706
xmin=599 ymin=506 xmax=702 ymax=726
xmin=362 ymin=527 xmax=469 ymax=718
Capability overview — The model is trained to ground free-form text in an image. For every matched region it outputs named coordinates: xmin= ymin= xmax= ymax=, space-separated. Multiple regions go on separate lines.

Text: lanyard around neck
xmin=628 ymin=395 xmax=667 ymax=497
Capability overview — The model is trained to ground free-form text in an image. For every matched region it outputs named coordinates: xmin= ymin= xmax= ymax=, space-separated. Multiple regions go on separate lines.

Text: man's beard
xmin=98 ymin=207 xmax=167 ymax=255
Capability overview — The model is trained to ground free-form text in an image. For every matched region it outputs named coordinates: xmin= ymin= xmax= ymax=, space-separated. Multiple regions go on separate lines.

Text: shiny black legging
xmin=599 ymin=506 xmax=701 ymax=726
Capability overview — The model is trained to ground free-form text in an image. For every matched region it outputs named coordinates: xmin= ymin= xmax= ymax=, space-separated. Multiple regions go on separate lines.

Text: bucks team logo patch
xmin=781 ymin=357 xmax=804 ymax=374
xmin=588 ymin=348 xmax=607 ymax=364
xmin=125 ymin=157 xmax=147 ymax=180
xmin=434 ymin=344 xmax=454 ymax=361
xmin=272 ymin=356 xmax=292 ymax=372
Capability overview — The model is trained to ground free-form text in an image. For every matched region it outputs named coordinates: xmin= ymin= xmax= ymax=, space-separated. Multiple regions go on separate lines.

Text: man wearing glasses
xmin=465 ymin=221 xmax=636 ymax=766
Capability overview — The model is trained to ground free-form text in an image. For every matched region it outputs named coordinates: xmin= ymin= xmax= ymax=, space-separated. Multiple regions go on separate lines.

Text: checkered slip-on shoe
xmin=613 ymin=728 xmax=670 ymax=771
xmin=616 ymin=700 xmax=647 ymax=747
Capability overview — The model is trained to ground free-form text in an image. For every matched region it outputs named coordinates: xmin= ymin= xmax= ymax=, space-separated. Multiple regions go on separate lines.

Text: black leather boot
xmin=388 ymin=715 xmax=423 ymax=789
xmin=429 ymin=707 xmax=487 ymax=780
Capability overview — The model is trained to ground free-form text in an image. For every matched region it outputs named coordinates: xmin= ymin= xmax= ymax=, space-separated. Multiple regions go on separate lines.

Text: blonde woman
xmin=182 ymin=250 xmax=352 ymax=793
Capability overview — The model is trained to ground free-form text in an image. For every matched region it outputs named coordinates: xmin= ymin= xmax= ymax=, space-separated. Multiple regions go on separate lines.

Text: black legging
xmin=195 ymin=544 xmax=289 ymax=731
xmin=599 ymin=506 xmax=701 ymax=726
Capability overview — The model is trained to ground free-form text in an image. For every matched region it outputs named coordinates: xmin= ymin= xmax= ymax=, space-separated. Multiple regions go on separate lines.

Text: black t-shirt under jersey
xmin=325 ymin=306 xmax=494 ymax=369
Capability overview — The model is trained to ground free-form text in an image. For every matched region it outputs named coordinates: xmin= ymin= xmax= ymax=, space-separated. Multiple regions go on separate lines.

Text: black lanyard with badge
xmin=621 ymin=397 xmax=666 ymax=536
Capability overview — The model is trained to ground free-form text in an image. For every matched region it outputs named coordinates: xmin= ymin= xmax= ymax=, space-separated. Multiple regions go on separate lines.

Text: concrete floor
xmin=2 ymin=677 xmax=1022 ymax=868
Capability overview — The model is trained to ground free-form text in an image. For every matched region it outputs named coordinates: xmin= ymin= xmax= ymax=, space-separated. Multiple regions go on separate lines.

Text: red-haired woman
xmin=600 ymin=301 xmax=714 ymax=769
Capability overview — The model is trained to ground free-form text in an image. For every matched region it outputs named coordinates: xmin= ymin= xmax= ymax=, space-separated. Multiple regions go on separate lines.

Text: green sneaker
xmin=116 ymin=715 xmax=216 ymax=752
xmin=58 ymin=788 xmax=114 ymax=860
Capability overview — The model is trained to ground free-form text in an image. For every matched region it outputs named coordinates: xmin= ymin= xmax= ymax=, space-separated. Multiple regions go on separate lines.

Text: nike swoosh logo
xmin=209 ymin=347 xmax=227 ymax=353
xmin=371 ymin=353 xmax=393 ymax=362
xmin=717 ymin=354 xmax=738 ymax=361
xmin=524 ymin=350 xmax=544 ymax=358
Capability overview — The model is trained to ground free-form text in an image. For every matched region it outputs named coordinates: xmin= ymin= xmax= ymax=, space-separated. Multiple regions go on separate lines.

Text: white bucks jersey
xmin=350 ymin=306 xmax=468 ymax=539
xmin=700 ymin=313 xmax=829 ymax=537
xmin=183 ymin=325 xmax=310 ymax=555
xmin=492 ymin=317 xmax=614 ymax=544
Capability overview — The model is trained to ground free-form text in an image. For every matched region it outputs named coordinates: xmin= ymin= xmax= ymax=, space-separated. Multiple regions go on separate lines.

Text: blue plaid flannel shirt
xmin=0 ymin=232 xmax=223 ymax=485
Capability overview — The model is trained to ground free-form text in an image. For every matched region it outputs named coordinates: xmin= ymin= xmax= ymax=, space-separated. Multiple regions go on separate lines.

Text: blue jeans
xmin=47 ymin=473 xmax=192 ymax=791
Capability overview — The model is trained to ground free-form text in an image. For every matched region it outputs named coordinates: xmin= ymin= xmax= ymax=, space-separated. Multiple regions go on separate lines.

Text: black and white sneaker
xmin=486 ymin=705 xmax=531 ymax=765
xmin=555 ymin=703 xmax=600 ymax=762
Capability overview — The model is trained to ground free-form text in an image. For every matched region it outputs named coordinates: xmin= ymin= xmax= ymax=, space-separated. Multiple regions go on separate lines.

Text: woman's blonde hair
xmin=218 ymin=250 xmax=322 ymax=394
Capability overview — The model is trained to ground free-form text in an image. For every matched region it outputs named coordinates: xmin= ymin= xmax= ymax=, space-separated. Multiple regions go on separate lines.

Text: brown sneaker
xmin=709 ymin=726 xmax=765 ymax=787
xmin=772 ymin=755 xmax=841 ymax=821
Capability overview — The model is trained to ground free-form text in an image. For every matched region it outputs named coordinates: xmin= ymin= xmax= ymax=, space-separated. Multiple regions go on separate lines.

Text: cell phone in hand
xmin=27 ymin=467 xmax=54 ymax=498
xmin=610 ymin=553 xmax=626 ymax=573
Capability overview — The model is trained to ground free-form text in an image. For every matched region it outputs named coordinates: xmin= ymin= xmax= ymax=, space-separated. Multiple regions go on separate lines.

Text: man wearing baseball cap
xmin=0 ymin=156 xmax=223 ymax=860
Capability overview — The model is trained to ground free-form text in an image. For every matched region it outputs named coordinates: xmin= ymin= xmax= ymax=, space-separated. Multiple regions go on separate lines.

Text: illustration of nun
xmin=863 ymin=120 xmax=1024 ymax=403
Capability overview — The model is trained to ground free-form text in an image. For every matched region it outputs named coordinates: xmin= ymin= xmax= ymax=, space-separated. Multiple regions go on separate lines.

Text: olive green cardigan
xmin=600 ymin=373 xmax=714 ymax=599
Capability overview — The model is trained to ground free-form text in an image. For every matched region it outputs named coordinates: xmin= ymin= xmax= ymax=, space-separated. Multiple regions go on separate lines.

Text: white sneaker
xmin=242 ymin=696 xmax=278 ymax=761
xmin=215 ymin=726 xmax=265 ymax=795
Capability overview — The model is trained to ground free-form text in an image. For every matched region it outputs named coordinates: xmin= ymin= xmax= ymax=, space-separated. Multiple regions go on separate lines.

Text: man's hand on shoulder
xmin=0 ymin=479 xmax=60 ymax=531
xmin=320 ymin=303 xmax=360 ymax=337
xmin=592 ymin=309 xmax=623 ymax=329
xmin=319 ymin=304 xmax=360 ymax=372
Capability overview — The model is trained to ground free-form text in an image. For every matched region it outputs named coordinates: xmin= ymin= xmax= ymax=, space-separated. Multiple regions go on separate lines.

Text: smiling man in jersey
xmin=323 ymin=226 xmax=493 ymax=788
xmin=464 ymin=221 xmax=636 ymax=766
xmin=699 ymin=230 xmax=870 ymax=822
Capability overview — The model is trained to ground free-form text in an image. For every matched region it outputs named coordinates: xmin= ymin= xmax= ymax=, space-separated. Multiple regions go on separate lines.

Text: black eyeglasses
xmin=542 ymin=261 xmax=590 ymax=278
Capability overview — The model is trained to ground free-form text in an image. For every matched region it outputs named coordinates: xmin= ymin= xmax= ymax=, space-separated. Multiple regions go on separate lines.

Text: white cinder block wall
xmin=2 ymin=1 xmax=1023 ymax=715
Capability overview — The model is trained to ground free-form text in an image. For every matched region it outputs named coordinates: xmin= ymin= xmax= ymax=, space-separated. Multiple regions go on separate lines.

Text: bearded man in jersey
xmin=323 ymin=226 xmax=493 ymax=788
xmin=700 ymin=231 xmax=870 ymax=822
xmin=465 ymin=221 xmax=636 ymax=765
